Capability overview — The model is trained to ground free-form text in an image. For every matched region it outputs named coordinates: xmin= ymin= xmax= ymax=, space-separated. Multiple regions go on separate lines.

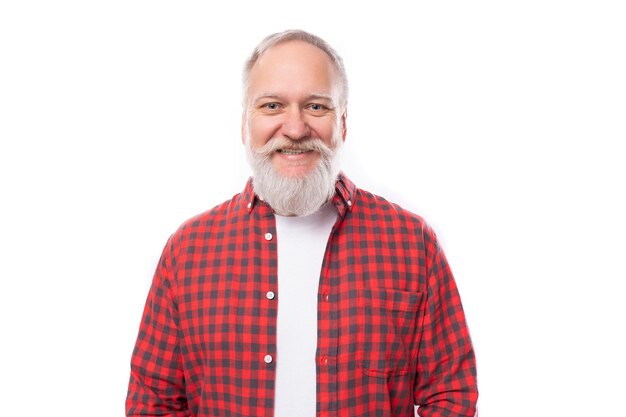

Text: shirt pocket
xmin=357 ymin=288 xmax=424 ymax=377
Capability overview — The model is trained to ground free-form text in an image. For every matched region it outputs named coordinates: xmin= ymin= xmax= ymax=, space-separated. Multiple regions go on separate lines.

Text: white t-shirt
xmin=273 ymin=203 xmax=337 ymax=417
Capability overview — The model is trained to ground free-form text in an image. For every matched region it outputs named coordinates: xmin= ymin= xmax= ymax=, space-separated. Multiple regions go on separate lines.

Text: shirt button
xmin=266 ymin=291 xmax=275 ymax=300
xmin=264 ymin=354 xmax=273 ymax=364
xmin=264 ymin=232 xmax=273 ymax=241
xmin=323 ymin=293 xmax=329 ymax=301
xmin=247 ymin=202 xmax=252 ymax=209
xmin=347 ymin=200 xmax=352 ymax=207
xmin=322 ymin=355 xmax=328 ymax=365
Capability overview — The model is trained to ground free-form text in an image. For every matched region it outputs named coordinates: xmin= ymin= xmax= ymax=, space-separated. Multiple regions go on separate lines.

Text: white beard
xmin=245 ymin=136 xmax=342 ymax=216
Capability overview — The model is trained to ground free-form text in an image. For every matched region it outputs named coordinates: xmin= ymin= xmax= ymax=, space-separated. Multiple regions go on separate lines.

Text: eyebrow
xmin=308 ymin=93 xmax=333 ymax=102
xmin=252 ymin=93 xmax=334 ymax=103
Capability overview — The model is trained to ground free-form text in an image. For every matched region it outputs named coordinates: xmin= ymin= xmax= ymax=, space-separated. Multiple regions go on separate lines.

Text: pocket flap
xmin=358 ymin=288 xmax=422 ymax=312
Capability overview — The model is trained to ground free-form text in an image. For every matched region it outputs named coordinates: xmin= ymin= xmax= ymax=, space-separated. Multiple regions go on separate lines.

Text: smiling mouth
xmin=277 ymin=149 xmax=311 ymax=155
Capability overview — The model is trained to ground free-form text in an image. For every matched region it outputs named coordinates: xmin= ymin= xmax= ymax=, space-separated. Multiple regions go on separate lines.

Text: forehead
xmin=247 ymin=40 xmax=340 ymax=99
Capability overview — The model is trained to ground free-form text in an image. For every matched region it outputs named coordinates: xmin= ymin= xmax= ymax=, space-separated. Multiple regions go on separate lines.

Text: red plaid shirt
xmin=126 ymin=174 xmax=478 ymax=417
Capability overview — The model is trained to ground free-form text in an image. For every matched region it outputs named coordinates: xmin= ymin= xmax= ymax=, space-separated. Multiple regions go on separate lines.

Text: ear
xmin=241 ymin=111 xmax=247 ymax=145
xmin=341 ymin=110 xmax=348 ymax=141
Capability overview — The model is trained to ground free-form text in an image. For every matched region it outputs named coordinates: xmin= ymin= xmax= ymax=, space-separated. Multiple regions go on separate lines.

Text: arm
xmin=126 ymin=237 xmax=190 ymax=416
xmin=414 ymin=225 xmax=478 ymax=417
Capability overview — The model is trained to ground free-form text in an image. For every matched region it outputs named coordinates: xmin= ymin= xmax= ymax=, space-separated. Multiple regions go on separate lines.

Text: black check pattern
xmin=127 ymin=173 xmax=478 ymax=416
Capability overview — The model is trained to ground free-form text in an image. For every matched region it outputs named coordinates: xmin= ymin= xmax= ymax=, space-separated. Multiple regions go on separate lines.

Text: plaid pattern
xmin=126 ymin=173 xmax=478 ymax=417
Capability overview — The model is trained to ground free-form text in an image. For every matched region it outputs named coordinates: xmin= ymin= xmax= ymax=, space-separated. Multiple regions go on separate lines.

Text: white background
xmin=1 ymin=1 xmax=625 ymax=416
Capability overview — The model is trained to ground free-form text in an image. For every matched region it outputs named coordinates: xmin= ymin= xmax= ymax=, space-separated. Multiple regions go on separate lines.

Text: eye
xmin=308 ymin=103 xmax=326 ymax=111
xmin=262 ymin=102 xmax=281 ymax=110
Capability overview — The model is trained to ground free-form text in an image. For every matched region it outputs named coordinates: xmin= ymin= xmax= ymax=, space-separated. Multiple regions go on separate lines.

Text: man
xmin=126 ymin=30 xmax=478 ymax=417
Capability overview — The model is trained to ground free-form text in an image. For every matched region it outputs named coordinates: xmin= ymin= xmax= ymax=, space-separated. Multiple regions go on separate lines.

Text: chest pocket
xmin=357 ymin=288 xmax=424 ymax=377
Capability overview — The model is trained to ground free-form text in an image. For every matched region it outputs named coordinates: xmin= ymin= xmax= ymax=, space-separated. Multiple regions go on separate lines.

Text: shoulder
xmin=354 ymin=187 xmax=429 ymax=229
xmin=352 ymin=187 xmax=441 ymax=247
xmin=167 ymin=190 xmax=246 ymax=248
xmin=353 ymin=187 xmax=442 ymax=259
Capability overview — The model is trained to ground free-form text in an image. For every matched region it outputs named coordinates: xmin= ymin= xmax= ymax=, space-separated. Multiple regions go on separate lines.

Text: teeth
xmin=280 ymin=149 xmax=307 ymax=155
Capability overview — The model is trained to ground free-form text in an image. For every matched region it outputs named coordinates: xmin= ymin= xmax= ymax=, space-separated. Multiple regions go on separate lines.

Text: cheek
xmin=248 ymin=118 xmax=278 ymax=146
xmin=311 ymin=119 xmax=339 ymax=145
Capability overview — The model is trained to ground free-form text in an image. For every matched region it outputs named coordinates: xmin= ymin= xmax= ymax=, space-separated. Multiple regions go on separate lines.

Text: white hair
xmin=242 ymin=29 xmax=349 ymax=111
xmin=245 ymin=135 xmax=343 ymax=217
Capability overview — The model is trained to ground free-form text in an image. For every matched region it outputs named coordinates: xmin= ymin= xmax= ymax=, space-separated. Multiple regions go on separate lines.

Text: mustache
xmin=253 ymin=137 xmax=333 ymax=159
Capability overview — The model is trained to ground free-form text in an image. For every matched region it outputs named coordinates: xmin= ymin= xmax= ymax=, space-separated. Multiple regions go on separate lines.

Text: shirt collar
xmin=243 ymin=171 xmax=357 ymax=217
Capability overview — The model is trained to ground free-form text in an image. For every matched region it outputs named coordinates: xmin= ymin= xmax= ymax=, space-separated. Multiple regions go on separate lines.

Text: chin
xmin=273 ymin=164 xmax=317 ymax=179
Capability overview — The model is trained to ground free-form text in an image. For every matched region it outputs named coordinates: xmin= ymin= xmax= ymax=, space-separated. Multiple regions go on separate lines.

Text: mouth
xmin=276 ymin=148 xmax=311 ymax=155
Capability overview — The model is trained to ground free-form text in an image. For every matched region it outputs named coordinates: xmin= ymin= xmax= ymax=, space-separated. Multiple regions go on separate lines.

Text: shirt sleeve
xmin=126 ymin=236 xmax=190 ymax=417
xmin=414 ymin=224 xmax=478 ymax=417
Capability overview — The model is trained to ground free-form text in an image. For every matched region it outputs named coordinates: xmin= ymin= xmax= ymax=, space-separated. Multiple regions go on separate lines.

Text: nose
xmin=281 ymin=107 xmax=311 ymax=141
